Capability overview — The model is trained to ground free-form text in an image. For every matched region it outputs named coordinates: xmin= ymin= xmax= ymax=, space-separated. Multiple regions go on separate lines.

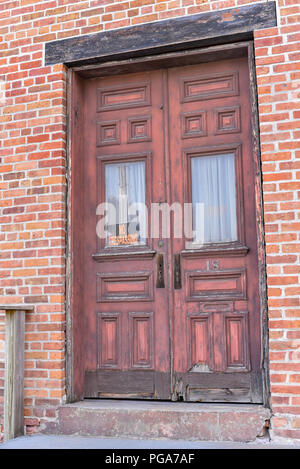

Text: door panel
xmin=81 ymin=58 xmax=263 ymax=403
xmin=168 ymin=58 xmax=262 ymax=402
xmin=83 ymin=70 xmax=171 ymax=399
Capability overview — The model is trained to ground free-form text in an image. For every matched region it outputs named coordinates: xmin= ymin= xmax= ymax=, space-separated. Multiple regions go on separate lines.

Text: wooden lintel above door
xmin=45 ymin=2 xmax=277 ymax=68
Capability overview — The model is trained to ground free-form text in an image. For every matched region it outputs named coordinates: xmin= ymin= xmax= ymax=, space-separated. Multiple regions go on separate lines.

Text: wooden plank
xmin=173 ymin=371 xmax=263 ymax=403
xmin=154 ymin=372 xmax=171 ymax=400
xmin=187 ymin=387 xmax=251 ymax=403
xmin=45 ymin=2 xmax=277 ymax=66
xmin=85 ymin=370 xmax=155 ymax=397
xmin=65 ymin=70 xmax=86 ymax=403
xmin=73 ymin=42 xmax=249 ymax=79
xmin=84 ymin=371 xmax=171 ymax=399
xmin=4 ymin=310 xmax=25 ymax=441
xmin=247 ymin=44 xmax=270 ymax=409
xmin=250 ymin=370 xmax=264 ymax=404
xmin=92 ymin=249 xmax=156 ymax=262
xmin=180 ymin=371 xmax=251 ymax=388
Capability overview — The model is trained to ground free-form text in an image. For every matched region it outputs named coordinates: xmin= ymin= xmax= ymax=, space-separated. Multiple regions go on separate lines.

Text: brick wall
xmin=0 ymin=0 xmax=299 ymax=442
xmin=253 ymin=2 xmax=300 ymax=440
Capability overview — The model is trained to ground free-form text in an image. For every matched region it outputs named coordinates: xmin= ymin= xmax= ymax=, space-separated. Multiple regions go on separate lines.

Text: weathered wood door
xmin=168 ymin=60 xmax=262 ymax=402
xmin=81 ymin=57 xmax=263 ymax=402
xmin=83 ymin=69 xmax=171 ymax=399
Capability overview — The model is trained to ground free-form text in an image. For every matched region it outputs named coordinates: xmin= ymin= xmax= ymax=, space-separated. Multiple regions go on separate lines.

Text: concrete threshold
xmin=42 ymin=399 xmax=271 ymax=443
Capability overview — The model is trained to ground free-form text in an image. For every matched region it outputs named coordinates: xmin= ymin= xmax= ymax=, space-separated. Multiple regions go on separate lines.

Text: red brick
xmin=273 ymin=429 xmax=300 ymax=439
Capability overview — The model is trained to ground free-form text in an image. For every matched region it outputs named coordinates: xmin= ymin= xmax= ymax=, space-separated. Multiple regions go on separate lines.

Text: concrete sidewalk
xmin=1 ymin=434 xmax=300 ymax=449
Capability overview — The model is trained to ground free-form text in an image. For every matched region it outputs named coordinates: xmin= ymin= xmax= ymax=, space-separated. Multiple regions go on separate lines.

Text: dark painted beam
xmin=45 ymin=2 xmax=277 ymax=67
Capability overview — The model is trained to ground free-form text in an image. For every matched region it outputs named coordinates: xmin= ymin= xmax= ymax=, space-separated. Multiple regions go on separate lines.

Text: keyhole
xmin=156 ymin=254 xmax=165 ymax=288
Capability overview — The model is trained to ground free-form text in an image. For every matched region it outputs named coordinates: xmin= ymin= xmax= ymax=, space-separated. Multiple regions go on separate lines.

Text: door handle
xmin=174 ymin=253 xmax=182 ymax=289
xmin=156 ymin=253 xmax=165 ymax=288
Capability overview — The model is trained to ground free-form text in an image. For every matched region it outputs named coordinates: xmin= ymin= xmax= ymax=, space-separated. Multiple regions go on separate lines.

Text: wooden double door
xmin=81 ymin=56 xmax=263 ymax=403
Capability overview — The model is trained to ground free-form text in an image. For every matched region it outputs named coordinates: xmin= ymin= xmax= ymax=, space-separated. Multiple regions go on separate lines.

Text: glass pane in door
xmin=105 ymin=160 xmax=146 ymax=246
xmin=191 ymin=153 xmax=237 ymax=244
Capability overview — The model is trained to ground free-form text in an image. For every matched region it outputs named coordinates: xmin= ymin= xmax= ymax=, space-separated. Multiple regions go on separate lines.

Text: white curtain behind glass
xmin=105 ymin=161 xmax=146 ymax=245
xmin=127 ymin=161 xmax=147 ymax=242
xmin=191 ymin=153 xmax=237 ymax=244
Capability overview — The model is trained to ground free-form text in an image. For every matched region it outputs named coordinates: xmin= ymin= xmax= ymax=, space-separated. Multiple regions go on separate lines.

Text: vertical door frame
xmin=65 ymin=41 xmax=270 ymax=407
